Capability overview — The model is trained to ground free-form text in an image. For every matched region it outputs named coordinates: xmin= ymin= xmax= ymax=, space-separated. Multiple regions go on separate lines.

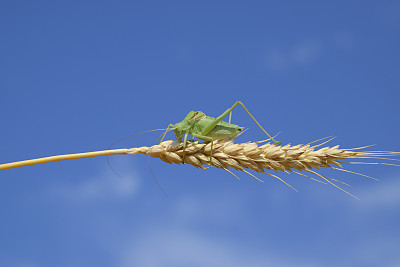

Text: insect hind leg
xmin=231 ymin=101 xmax=281 ymax=145
xmin=237 ymin=101 xmax=280 ymax=145
xmin=201 ymin=101 xmax=280 ymax=145
xmin=182 ymin=133 xmax=189 ymax=164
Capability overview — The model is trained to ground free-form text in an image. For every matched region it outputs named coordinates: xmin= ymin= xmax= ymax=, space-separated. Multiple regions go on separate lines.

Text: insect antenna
xmin=147 ymin=129 xmax=176 ymax=198
xmin=148 ymin=156 xmax=168 ymax=197
xmin=159 ymin=125 xmax=177 ymax=144
xmin=107 ymin=128 xmax=168 ymax=150
xmin=106 ymin=128 xmax=167 ymax=179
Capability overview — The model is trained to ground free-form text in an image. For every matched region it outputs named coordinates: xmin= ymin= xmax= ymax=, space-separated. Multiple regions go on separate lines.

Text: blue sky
xmin=1 ymin=1 xmax=400 ymax=266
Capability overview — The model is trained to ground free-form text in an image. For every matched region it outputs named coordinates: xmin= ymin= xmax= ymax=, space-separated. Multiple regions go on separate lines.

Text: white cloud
xmin=377 ymin=2 xmax=400 ymax=25
xmin=333 ymin=32 xmax=356 ymax=49
xmin=113 ymin=191 xmax=319 ymax=267
xmin=48 ymin=159 xmax=141 ymax=201
xmin=354 ymin=173 xmax=400 ymax=210
xmin=115 ymin=190 xmax=313 ymax=267
xmin=14 ymin=263 xmax=40 ymax=267
xmin=351 ymin=234 xmax=400 ymax=267
xmin=265 ymin=39 xmax=323 ymax=71
xmin=44 ymin=165 xmax=400 ymax=267
xmin=119 ymin=229 xmax=318 ymax=267
xmin=296 ymin=169 xmax=400 ymax=212
xmin=292 ymin=40 xmax=322 ymax=65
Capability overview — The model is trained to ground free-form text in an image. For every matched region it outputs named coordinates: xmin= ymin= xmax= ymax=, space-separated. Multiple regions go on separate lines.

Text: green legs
xmin=201 ymin=101 xmax=280 ymax=145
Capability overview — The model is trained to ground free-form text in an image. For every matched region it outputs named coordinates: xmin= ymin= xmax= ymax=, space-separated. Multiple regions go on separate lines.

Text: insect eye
xmin=189 ymin=112 xmax=197 ymax=120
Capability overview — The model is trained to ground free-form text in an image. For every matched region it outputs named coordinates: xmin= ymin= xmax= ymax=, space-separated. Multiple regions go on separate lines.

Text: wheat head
xmin=127 ymin=138 xmax=400 ymax=198
xmin=1 ymin=137 xmax=398 ymax=198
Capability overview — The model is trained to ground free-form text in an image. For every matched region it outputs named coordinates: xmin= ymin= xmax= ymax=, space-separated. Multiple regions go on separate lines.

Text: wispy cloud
xmin=119 ymin=229 xmax=318 ymax=267
xmin=332 ymin=31 xmax=356 ymax=49
xmin=354 ymin=173 xmax=400 ymax=210
xmin=265 ymin=39 xmax=323 ymax=71
xmin=48 ymin=159 xmax=141 ymax=201
xmin=44 ymin=167 xmax=400 ymax=267
xmin=12 ymin=263 xmax=41 ymax=267
xmin=117 ymin=191 xmax=318 ymax=267
xmin=377 ymin=1 xmax=400 ymax=25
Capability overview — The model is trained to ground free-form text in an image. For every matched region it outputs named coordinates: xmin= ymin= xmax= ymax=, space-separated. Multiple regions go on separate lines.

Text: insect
xmin=159 ymin=101 xmax=281 ymax=163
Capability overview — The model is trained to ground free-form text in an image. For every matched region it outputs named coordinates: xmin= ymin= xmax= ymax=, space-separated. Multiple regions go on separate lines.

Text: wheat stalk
xmin=1 ymin=138 xmax=399 ymax=198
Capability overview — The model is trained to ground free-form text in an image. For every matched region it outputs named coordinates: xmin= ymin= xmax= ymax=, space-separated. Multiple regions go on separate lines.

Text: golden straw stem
xmin=0 ymin=149 xmax=129 ymax=171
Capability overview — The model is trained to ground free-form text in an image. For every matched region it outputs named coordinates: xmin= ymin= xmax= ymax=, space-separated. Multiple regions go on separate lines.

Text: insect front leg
xmin=191 ymin=133 xmax=215 ymax=165
xmin=182 ymin=133 xmax=189 ymax=164
xmin=159 ymin=124 xmax=175 ymax=144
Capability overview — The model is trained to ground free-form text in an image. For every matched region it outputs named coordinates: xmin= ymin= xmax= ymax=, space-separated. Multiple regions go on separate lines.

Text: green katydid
xmin=159 ymin=101 xmax=281 ymax=163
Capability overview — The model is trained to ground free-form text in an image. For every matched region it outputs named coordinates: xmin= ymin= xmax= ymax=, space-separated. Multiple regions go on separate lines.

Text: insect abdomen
xmin=205 ymin=124 xmax=240 ymax=140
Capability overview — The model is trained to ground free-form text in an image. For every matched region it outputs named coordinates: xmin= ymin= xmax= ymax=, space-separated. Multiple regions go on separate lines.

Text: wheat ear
xmin=1 ymin=139 xmax=399 ymax=198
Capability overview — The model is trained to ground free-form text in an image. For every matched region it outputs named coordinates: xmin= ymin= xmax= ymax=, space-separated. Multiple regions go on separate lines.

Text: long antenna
xmin=106 ymin=128 xmax=167 ymax=177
